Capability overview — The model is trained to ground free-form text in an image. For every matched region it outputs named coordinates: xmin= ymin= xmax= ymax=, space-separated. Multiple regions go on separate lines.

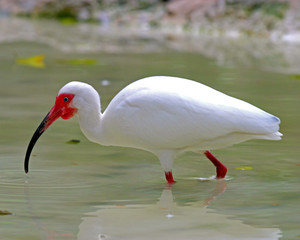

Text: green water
xmin=0 ymin=41 xmax=299 ymax=240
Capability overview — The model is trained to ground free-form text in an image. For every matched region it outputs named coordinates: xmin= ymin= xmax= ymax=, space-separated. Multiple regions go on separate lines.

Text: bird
xmin=24 ymin=76 xmax=282 ymax=184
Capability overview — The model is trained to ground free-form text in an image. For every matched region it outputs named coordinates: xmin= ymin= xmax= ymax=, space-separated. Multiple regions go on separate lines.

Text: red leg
xmin=165 ymin=171 xmax=176 ymax=184
xmin=204 ymin=150 xmax=227 ymax=178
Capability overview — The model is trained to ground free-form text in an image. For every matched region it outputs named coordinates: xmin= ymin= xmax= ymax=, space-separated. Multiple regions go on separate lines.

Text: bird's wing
xmin=102 ymin=77 xmax=280 ymax=149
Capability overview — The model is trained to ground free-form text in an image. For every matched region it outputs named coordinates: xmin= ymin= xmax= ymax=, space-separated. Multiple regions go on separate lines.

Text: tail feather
xmin=255 ymin=131 xmax=282 ymax=141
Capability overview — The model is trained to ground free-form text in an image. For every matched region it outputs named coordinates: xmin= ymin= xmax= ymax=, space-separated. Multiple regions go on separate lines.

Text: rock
xmin=166 ymin=0 xmax=225 ymax=23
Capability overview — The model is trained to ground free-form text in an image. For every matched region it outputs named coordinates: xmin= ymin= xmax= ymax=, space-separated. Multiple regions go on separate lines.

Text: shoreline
xmin=0 ymin=16 xmax=300 ymax=74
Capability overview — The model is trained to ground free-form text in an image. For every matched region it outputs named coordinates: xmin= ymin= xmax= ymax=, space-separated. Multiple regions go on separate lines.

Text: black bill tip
xmin=24 ymin=112 xmax=50 ymax=173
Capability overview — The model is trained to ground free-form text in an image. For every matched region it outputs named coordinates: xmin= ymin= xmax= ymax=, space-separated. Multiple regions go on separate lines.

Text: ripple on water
xmin=0 ymin=169 xmax=102 ymax=189
xmin=187 ymin=175 xmax=233 ymax=181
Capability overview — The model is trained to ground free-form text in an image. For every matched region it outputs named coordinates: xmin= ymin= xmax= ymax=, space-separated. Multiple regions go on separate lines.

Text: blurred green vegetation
xmin=11 ymin=0 xmax=292 ymax=23
xmin=245 ymin=2 xmax=289 ymax=19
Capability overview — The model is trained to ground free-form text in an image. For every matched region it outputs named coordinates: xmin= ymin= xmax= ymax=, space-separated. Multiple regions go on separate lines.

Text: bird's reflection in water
xmin=77 ymin=180 xmax=281 ymax=240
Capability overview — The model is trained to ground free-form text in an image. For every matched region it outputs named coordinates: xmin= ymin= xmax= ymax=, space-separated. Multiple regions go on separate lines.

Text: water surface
xmin=0 ymin=41 xmax=299 ymax=240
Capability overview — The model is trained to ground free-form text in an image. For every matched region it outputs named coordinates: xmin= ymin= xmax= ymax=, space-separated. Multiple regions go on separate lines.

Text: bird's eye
xmin=63 ymin=97 xmax=69 ymax=102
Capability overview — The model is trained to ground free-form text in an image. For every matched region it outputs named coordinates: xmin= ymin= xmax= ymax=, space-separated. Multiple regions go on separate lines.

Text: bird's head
xmin=24 ymin=81 xmax=100 ymax=173
xmin=43 ymin=93 xmax=77 ymax=129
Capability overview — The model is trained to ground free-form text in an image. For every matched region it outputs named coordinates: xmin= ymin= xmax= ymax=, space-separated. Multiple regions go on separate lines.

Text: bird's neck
xmin=77 ymin=107 xmax=105 ymax=145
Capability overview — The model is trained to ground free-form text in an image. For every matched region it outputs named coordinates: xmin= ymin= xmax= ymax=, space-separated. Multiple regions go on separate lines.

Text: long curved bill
xmin=24 ymin=107 xmax=61 ymax=173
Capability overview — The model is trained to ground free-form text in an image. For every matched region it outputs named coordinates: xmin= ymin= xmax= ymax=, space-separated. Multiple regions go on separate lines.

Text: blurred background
xmin=0 ymin=1 xmax=300 ymax=240
xmin=0 ymin=0 xmax=300 ymax=71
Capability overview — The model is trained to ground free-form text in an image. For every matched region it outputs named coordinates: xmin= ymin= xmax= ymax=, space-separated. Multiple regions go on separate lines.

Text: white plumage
xmin=26 ymin=76 xmax=282 ymax=183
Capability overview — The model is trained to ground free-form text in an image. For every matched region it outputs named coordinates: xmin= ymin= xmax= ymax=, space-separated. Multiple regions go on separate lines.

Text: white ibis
xmin=24 ymin=76 xmax=282 ymax=183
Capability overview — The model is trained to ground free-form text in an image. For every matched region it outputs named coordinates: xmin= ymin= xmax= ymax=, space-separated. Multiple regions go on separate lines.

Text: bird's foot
xmin=165 ymin=171 xmax=176 ymax=184
xmin=204 ymin=150 xmax=227 ymax=179
xmin=216 ymin=164 xmax=227 ymax=179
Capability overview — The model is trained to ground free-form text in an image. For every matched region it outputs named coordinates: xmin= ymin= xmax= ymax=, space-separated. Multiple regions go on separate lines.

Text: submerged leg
xmin=204 ymin=150 xmax=227 ymax=178
xmin=157 ymin=150 xmax=177 ymax=184
xmin=165 ymin=171 xmax=176 ymax=184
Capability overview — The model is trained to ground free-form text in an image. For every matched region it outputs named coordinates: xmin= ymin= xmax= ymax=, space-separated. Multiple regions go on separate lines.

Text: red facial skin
xmin=43 ymin=93 xmax=77 ymax=131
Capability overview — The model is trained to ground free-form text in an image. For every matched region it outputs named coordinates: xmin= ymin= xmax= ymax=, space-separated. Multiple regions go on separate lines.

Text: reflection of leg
xmin=204 ymin=150 xmax=227 ymax=178
xmin=204 ymin=179 xmax=227 ymax=207
xmin=165 ymin=171 xmax=175 ymax=184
